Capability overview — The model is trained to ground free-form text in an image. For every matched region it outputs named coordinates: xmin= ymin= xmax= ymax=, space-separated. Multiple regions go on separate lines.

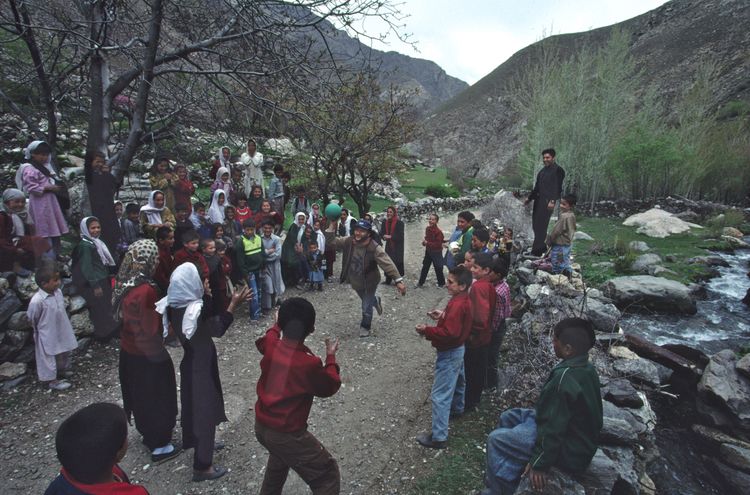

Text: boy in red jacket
xmin=152 ymin=226 xmax=175 ymax=293
xmin=465 ymin=252 xmax=497 ymax=412
xmin=172 ymin=229 xmax=208 ymax=280
xmin=415 ymin=265 xmax=473 ymax=449
xmin=255 ymin=297 xmax=341 ymax=494
xmin=417 ymin=213 xmax=446 ymax=288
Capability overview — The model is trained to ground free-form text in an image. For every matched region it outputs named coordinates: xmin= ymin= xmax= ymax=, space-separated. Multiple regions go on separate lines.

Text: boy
xmin=45 ymin=402 xmax=149 ymax=494
xmin=27 ymin=264 xmax=77 ymax=391
xmin=546 ymin=193 xmax=577 ymax=277
xmin=482 ymin=318 xmax=602 ymax=494
xmin=255 ymin=297 xmax=341 ymax=494
xmin=465 ymin=252 xmax=497 ymax=412
xmin=120 ymin=203 xmax=142 ymax=248
xmin=305 ymin=240 xmax=325 ymax=291
xmin=173 ymin=229 xmax=209 ymax=280
xmin=267 ymin=165 xmax=285 ymax=222
xmin=292 ymin=187 xmax=311 ymax=217
xmin=189 ymin=201 xmax=212 ymax=239
xmin=152 ymin=226 xmax=176 ymax=293
xmin=415 ymin=265 xmax=473 ymax=449
xmin=173 ymin=202 xmax=194 ymax=251
xmin=486 ymin=257 xmax=512 ymax=391
xmin=260 ymin=221 xmax=284 ymax=312
xmin=417 ymin=213 xmax=445 ymax=288
xmin=471 ymin=228 xmax=491 ymax=254
xmin=236 ymin=218 xmax=263 ymax=320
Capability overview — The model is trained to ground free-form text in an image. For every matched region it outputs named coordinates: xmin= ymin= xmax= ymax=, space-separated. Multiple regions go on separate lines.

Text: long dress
xmin=240 ymin=150 xmax=264 ymax=193
xmin=169 ymin=305 xmax=233 ymax=470
xmin=281 ymin=222 xmax=302 ymax=286
xmin=381 ymin=218 xmax=405 ymax=282
xmin=71 ymin=239 xmax=116 ymax=340
xmin=88 ymin=171 xmax=121 ymax=255
xmin=21 ymin=166 xmax=68 ymax=238
xmin=118 ymin=284 xmax=177 ymax=450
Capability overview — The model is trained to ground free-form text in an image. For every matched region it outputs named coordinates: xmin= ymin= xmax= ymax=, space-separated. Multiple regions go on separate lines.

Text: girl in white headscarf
xmin=0 ymin=188 xmax=52 ymax=275
xmin=207 ymin=190 xmax=227 ymax=224
xmin=156 ymin=262 xmax=250 ymax=482
xmin=139 ymin=190 xmax=175 ymax=239
xmin=210 ymin=146 xmax=232 ymax=180
xmin=210 ymin=167 xmax=233 ymax=199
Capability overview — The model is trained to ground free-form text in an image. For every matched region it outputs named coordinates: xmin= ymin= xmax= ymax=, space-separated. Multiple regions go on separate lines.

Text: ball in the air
xmin=324 ymin=203 xmax=342 ymax=221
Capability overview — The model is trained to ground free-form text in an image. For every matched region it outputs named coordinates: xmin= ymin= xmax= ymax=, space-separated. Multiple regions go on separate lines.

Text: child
xmin=546 ymin=193 xmax=577 ymax=277
xmin=210 ymin=146 xmax=231 ymax=180
xmin=305 ymin=240 xmax=325 ymax=291
xmin=229 ymin=166 xmax=246 ymax=205
xmin=173 ymin=229 xmax=209 ymax=280
xmin=444 ymin=220 xmax=463 ymax=270
xmin=172 ymin=164 xmax=195 ymax=215
xmin=139 ymin=190 xmax=175 ymax=239
xmin=173 ymin=203 xmax=194 ymax=251
xmin=223 ymin=205 xmax=242 ymax=243
xmin=152 ymin=226 xmax=176 ymax=293
xmin=148 ymin=157 xmax=175 ymax=211
xmin=213 ymin=239 xmax=234 ymax=314
xmin=292 ymin=187 xmax=311 ymax=216
xmin=208 ymin=190 xmax=227 ymax=224
xmin=211 ymin=222 xmax=233 ymax=250
xmin=202 ymin=237 xmax=225 ymax=312
xmin=253 ymin=199 xmax=282 ymax=231
xmin=44 ymin=403 xmax=149 ymax=494
xmin=234 ymin=193 xmax=252 ymax=224
xmin=462 ymin=250 xmax=476 ymax=271
xmin=27 ymin=264 xmax=77 ymax=391
xmin=72 ymin=216 xmax=117 ymax=342
xmin=486 ymin=257 xmax=512 ymax=392
xmin=255 ymin=297 xmax=341 ymax=494
xmin=0 ymin=188 xmax=52 ymax=276
xmin=189 ymin=201 xmax=212 ymax=239
xmin=487 ymin=230 xmax=500 ymax=255
xmin=86 ymin=151 xmax=120 ymax=254
xmin=417 ymin=213 xmax=445 ymax=288
xmin=247 ymin=184 xmax=264 ymax=213
xmin=114 ymin=200 xmax=124 ymax=219
xmin=235 ymin=219 xmax=263 ymax=320
xmin=471 ymin=227 xmax=490 ymax=254
xmin=210 ymin=167 xmax=233 ymax=199
xmin=120 ymin=203 xmax=142 ymax=249
xmin=414 ymin=266 xmax=473 ymax=449
xmin=483 ymin=318 xmax=602 ymax=494
xmin=260 ymin=221 xmax=284 ymax=312
xmin=267 ymin=165 xmax=285 ymax=223
xmin=465 ymin=252 xmax=497 ymax=412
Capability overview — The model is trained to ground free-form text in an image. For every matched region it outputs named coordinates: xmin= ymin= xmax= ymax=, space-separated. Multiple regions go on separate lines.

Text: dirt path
xmin=1 ymin=214 xmax=469 ymax=494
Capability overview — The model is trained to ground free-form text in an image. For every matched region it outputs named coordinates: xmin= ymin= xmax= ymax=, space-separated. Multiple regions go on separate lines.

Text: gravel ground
xmin=0 ymin=215 xmax=463 ymax=494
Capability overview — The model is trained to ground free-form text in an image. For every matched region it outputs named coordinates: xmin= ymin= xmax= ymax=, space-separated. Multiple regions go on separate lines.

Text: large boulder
xmin=482 ymin=190 xmax=534 ymax=247
xmin=574 ymin=449 xmax=638 ymax=495
xmin=622 ymin=208 xmax=702 ymax=238
xmin=0 ymin=362 xmax=27 ymax=380
xmin=631 ymin=253 xmax=663 ymax=273
xmin=698 ymin=349 xmax=750 ymax=429
xmin=70 ymin=313 xmax=94 ymax=337
xmin=6 ymin=311 xmax=31 ymax=331
xmin=515 ymin=468 xmax=585 ymax=495
xmin=600 ymin=275 xmax=697 ymax=314
xmin=14 ymin=276 xmax=39 ymax=302
xmin=602 ymin=378 xmax=644 ymax=408
xmin=612 ymin=357 xmax=661 ymax=388
xmin=0 ymin=290 xmax=22 ymax=326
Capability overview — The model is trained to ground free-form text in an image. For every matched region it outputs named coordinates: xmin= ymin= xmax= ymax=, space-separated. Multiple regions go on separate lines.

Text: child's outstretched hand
xmin=415 ymin=323 xmax=427 ymax=335
xmin=523 ymin=463 xmax=547 ymax=491
xmin=427 ymin=309 xmax=443 ymax=321
xmin=325 ymin=337 xmax=339 ymax=357
xmin=227 ymin=285 xmax=252 ymax=313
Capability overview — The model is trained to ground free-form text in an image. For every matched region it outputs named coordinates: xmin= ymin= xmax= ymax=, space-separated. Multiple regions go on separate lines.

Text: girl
xmin=86 ymin=151 xmax=121 ymax=255
xmin=281 ymin=212 xmax=306 ymax=287
xmin=229 ymin=167 xmax=246 ymax=206
xmin=253 ymin=199 xmax=282 ymax=231
xmin=247 ymin=185 xmax=264 ymax=213
xmin=234 ymin=193 xmax=252 ymax=224
xmin=148 ymin=157 xmax=176 ymax=211
xmin=208 ymin=190 xmax=227 ymax=224
xmin=72 ymin=216 xmax=117 ymax=341
xmin=211 ymin=223 xmax=233 ymax=250
xmin=239 ymin=139 xmax=264 ymax=194
xmin=210 ymin=167 xmax=233 ymax=198
xmin=0 ymin=188 xmax=52 ymax=275
xmin=139 ymin=190 xmax=176 ymax=239
xmin=381 ymin=205 xmax=405 ymax=284
xmin=172 ymin=164 xmax=195 ymax=215
xmin=210 ymin=146 xmax=232 ymax=180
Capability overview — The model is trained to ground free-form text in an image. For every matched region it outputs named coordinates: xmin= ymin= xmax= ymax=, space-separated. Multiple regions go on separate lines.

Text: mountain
xmin=415 ymin=0 xmax=750 ymax=180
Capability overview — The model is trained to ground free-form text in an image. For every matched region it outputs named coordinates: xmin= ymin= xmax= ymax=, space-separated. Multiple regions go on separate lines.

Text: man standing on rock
xmin=524 ymin=148 xmax=565 ymax=256
xmin=325 ymin=219 xmax=406 ymax=337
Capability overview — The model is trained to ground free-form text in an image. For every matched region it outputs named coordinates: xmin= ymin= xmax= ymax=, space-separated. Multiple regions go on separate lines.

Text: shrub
xmin=424 ymin=184 xmax=459 ymax=198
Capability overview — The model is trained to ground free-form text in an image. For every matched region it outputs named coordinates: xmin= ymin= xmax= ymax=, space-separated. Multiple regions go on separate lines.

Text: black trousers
xmin=485 ymin=321 xmax=507 ymax=389
xmin=531 ymin=201 xmax=554 ymax=256
xmin=464 ymin=345 xmax=488 ymax=410
xmin=418 ymin=249 xmax=445 ymax=286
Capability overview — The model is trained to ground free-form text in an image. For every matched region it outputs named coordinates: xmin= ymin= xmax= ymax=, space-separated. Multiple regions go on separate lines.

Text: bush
xmin=424 ymin=184 xmax=459 ymax=198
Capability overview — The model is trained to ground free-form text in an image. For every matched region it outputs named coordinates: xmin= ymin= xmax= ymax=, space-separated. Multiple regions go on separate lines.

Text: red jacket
xmin=173 ymin=247 xmax=209 ymax=280
xmin=467 ymin=278 xmax=496 ymax=348
xmin=46 ymin=465 xmax=149 ymax=494
xmin=120 ymin=284 xmax=164 ymax=357
xmin=255 ymin=325 xmax=341 ymax=432
xmin=422 ymin=291 xmax=472 ymax=351
xmin=172 ymin=178 xmax=195 ymax=214
xmin=152 ymin=245 xmax=174 ymax=292
xmin=424 ymin=224 xmax=444 ymax=252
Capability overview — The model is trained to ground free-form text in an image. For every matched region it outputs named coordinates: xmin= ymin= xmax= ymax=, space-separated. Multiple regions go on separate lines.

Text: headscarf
xmin=384 ymin=206 xmax=399 ymax=237
xmin=216 ymin=167 xmax=230 ymax=183
xmin=16 ymin=140 xmax=56 ymax=191
xmin=216 ymin=147 xmax=231 ymax=170
xmin=112 ymin=239 xmax=159 ymax=321
xmin=208 ymin=190 xmax=226 ymax=224
xmin=338 ymin=210 xmax=357 ymax=237
xmin=1 ymin=188 xmax=27 ymax=237
xmin=79 ymin=216 xmax=116 ymax=266
xmin=140 ymin=190 xmax=165 ymax=225
xmin=294 ymin=212 xmax=307 ymax=244
xmin=155 ymin=263 xmax=204 ymax=339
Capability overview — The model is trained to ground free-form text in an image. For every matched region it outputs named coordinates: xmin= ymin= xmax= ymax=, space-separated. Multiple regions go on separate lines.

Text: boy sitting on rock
xmin=482 ymin=317 xmax=602 ymax=495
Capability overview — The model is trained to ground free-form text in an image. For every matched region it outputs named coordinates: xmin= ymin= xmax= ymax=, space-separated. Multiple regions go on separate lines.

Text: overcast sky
xmin=360 ymin=0 xmax=668 ymax=85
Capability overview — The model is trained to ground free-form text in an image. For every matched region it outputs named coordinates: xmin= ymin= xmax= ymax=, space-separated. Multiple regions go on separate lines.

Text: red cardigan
xmin=467 ymin=278 xmax=497 ymax=348
xmin=422 ymin=291 xmax=472 ymax=351
xmin=424 ymin=224 xmax=444 ymax=252
xmin=120 ymin=284 xmax=163 ymax=357
xmin=255 ymin=325 xmax=341 ymax=432
xmin=152 ymin=245 xmax=175 ymax=292
xmin=173 ymin=247 xmax=209 ymax=280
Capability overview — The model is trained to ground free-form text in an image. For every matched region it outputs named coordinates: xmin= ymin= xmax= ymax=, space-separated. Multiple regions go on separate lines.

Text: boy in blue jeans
xmin=482 ymin=317 xmax=602 ymax=494
xmin=414 ymin=265 xmax=474 ymax=449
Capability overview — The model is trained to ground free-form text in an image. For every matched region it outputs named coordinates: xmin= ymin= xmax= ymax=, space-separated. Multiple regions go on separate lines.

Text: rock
xmin=698 ymin=349 xmax=750 ymax=429
xmin=601 ymin=416 xmax=638 ymax=446
xmin=686 ymin=255 xmax=730 ymax=268
xmin=516 ymin=267 xmax=537 ymax=285
xmin=737 ymin=354 xmax=750 ymax=380
xmin=639 ymin=472 xmax=657 ymax=495
xmin=263 ymin=137 xmax=297 ymax=156
xmin=649 ymin=265 xmax=678 ymax=277
xmin=70 ymin=313 xmax=94 ymax=336
xmin=14 ymin=276 xmax=39 ymax=301
xmin=600 ymin=275 xmax=697 ymax=314
xmin=574 ymin=449 xmax=634 ymax=495
xmin=0 ymin=276 xmax=8 ymax=296
xmin=67 ymin=295 xmax=87 ymax=314
xmin=631 ymin=253 xmax=663 ymax=273
xmin=602 ymin=397 xmax=649 ymax=436
xmin=628 ymin=240 xmax=650 ymax=252
xmin=691 ymin=424 xmax=750 ymax=451
xmin=574 ymin=231 xmax=594 ymax=241
xmin=718 ymin=443 xmax=750 ymax=473
xmin=0 ymin=362 xmax=27 ymax=380
xmin=525 ymin=284 xmax=548 ymax=301
xmin=708 ymin=457 xmax=750 ymax=493
xmin=721 ymin=235 xmax=750 ymax=249
xmin=696 ymin=397 xmax=736 ymax=428
xmin=613 ymin=357 xmax=661 ymax=388
xmin=600 ymin=446 xmax=640 ymax=494
xmin=722 ymin=226 xmax=744 ymax=238
xmin=515 ymin=467 xmax=585 ymax=495
xmin=591 ymin=261 xmax=614 ymax=268
xmin=0 ymin=290 xmax=22 ymax=326
xmin=608 ymin=346 xmax=639 ymax=360
xmin=6 ymin=311 xmax=31 ymax=331
xmin=627 ymin=392 xmax=657 ymax=433
xmin=2 ymin=329 xmax=31 ymax=349
xmin=603 ymin=378 xmax=644 ymax=408
xmin=582 ymin=298 xmax=621 ymax=333
xmin=546 ymin=274 xmax=572 ymax=289
xmin=622 ymin=208 xmax=702 ymax=238
xmin=481 ymin=190 xmax=534 ymax=246
xmin=674 ymin=209 xmax=700 ymax=222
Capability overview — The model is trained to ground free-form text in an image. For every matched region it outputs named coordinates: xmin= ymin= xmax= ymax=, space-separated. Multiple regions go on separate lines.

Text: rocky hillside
xmin=416 ymin=0 xmax=750 ymax=179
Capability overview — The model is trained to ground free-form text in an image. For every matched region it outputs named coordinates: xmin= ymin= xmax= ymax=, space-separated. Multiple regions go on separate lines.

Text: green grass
xmin=573 ymin=216 xmax=724 ymax=286
xmin=399 ymin=167 xmax=453 ymax=201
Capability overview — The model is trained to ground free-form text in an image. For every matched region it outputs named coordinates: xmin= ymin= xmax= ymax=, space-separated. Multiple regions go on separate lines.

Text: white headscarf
xmin=294 ymin=212 xmax=307 ymax=244
xmin=140 ymin=190 xmax=165 ymax=225
xmin=1 ymin=188 xmax=27 ymax=238
xmin=217 ymin=147 xmax=231 ymax=169
xmin=16 ymin=140 xmax=56 ymax=192
xmin=79 ymin=216 xmax=116 ymax=266
xmin=208 ymin=189 xmax=226 ymax=224
xmin=155 ymin=263 xmax=204 ymax=339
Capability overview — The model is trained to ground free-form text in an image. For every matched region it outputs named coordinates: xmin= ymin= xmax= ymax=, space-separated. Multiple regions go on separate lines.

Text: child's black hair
xmin=262 ymin=220 xmax=275 ymax=228
xmin=242 ymin=218 xmax=256 ymax=229
xmin=55 ymin=403 xmax=128 ymax=484
xmin=457 ymin=211 xmax=475 ymax=222
xmin=211 ymin=223 xmax=224 ymax=237
xmin=182 ymin=229 xmax=200 ymax=245
xmin=491 ymin=256 xmax=509 ymax=279
xmin=200 ymin=237 xmax=215 ymax=250
xmin=125 ymin=203 xmax=140 ymax=215
xmin=174 ymin=202 xmax=188 ymax=212
xmin=85 ymin=216 xmax=100 ymax=228
xmin=273 ymin=164 xmax=284 ymax=173
xmin=31 ymin=141 xmax=52 ymax=154
xmin=35 ymin=263 xmax=59 ymax=286
xmin=553 ymin=317 xmax=595 ymax=355
xmin=215 ymin=239 xmax=226 ymax=252
xmin=278 ymin=297 xmax=316 ymax=340
xmin=193 ymin=201 xmax=205 ymax=211
xmin=448 ymin=265 xmax=472 ymax=289
xmin=155 ymin=226 xmax=172 ymax=242
xmin=473 ymin=228 xmax=489 ymax=243
xmin=562 ymin=193 xmax=578 ymax=207
xmin=473 ymin=252 xmax=493 ymax=270
xmin=236 ymin=193 xmax=248 ymax=202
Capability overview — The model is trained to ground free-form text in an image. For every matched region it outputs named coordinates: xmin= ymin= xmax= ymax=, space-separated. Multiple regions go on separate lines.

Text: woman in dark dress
xmin=157 ymin=263 xmax=250 ymax=482
xmin=381 ymin=205 xmax=405 ymax=284
xmin=86 ymin=151 xmax=122 ymax=256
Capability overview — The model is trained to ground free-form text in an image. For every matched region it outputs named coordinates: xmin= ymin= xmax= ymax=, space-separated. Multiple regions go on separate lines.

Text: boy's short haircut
xmin=449 ymin=265 xmax=472 ymax=289
xmin=174 ymin=202 xmax=188 ymax=212
xmin=35 ymin=263 xmax=59 ymax=286
xmin=182 ymin=229 xmax=200 ymax=245
xmin=200 ymin=237 xmax=215 ymax=250
xmin=553 ymin=318 xmax=595 ymax=354
xmin=563 ymin=193 xmax=578 ymax=207
xmin=309 ymin=240 xmax=318 ymax=247
xmin=193 ymin=201 xmax=205 ymax=211
xmin=542 ymin=148 xmax=556 ymax=157
xmin=215 ymin=239 xmax=226 ymax=252
xmin=55 ymin=403 xmax=128 ymax=484
xmin=262 ymin=220 xmax=275 ymax=228
xmin=273 ymin=164 xmax=284 ymax=173
xmin=242 ymin=218 xmax=256 ymax=229
xmin=237 ymin=193 xmax=248 ymax=202
xmin=278 ymin=297 xmax=316 ymax=340
xmin=457 ymin=211 xmax=475 ymax=222
xmin=430 ymin=213 xmax=439 ymax=221
xmin=473 ymin=252 xmax=493 ymax=269
xmin=224 ymin=205 xmax=235 ymax=213
xmin=492 ymin=257 xmax=509 ymax=279
xmin=125 ymin=203 xmax=140 ymax=215
xmin=473 ymin=228 xmax=490 ymax=243
xmin=155 ymin=226 xmax=172 ymax=241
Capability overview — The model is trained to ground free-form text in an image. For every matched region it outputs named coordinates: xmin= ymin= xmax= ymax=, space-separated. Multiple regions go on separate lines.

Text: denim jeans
xmin=419 ymin=249 xmax=446 ymax=286
xmin=484 ymin=408 xmax=537 ymax=494
xmin=550 ymin=244 xmax=572 ymax=274
xmin=246 ymin=272 xmax=261 ymax=320
xmin=431 ymin=345 xmax=466 ymax=441
xmin=354 ymin=287 xmax=378 ymax=329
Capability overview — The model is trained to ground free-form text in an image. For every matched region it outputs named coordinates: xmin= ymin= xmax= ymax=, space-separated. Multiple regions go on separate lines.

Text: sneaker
xmin=151 ymin=444 xmax=182 ymax=463
xmin=49 ymin=380 xmax=72 ymax=391
xmin=192 ymin=465 xmax=227 ymax=482
xmin=416 ymin=432 xmax=446 ymax=450
xmin=375 ymin=296 xmax=383 ymax=316
xmin=359 ymin=327 xmax=371 ymax=338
